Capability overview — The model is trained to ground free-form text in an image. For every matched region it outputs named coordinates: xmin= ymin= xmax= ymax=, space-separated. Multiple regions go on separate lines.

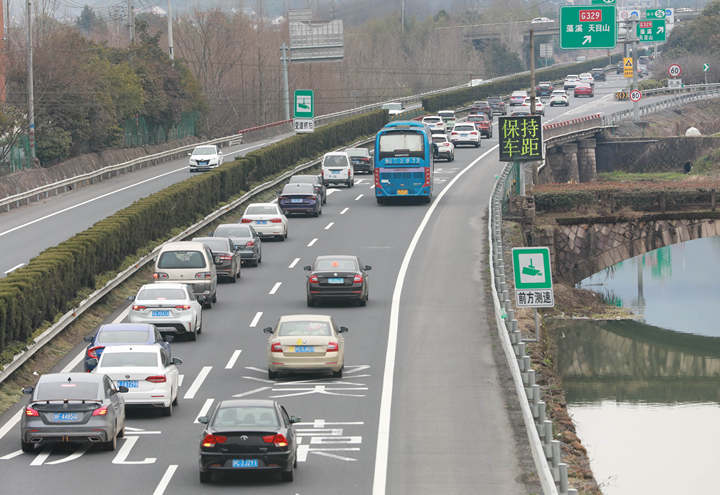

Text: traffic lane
xmin=0 ymin=133 xmax=293 ymax=275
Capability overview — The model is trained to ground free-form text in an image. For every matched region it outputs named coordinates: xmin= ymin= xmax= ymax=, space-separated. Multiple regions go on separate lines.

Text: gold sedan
xmin=263 ymin=314 xmax=348 ymax=380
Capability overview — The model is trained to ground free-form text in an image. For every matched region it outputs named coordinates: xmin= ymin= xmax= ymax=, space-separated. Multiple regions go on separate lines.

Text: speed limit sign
xmin=668 ymin=64 xmax=682 ymax=78
xmin=629 ymin=89 xmax=642 ymax=102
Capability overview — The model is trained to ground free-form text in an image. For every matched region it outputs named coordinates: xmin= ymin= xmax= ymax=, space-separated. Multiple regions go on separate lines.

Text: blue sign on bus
xmin=373 ymin=121 xmax=434 ymax=204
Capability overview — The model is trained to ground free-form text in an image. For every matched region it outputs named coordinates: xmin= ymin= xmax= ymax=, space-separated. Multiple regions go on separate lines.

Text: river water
xmin=562 ymin=237 xmax=720 ymax=494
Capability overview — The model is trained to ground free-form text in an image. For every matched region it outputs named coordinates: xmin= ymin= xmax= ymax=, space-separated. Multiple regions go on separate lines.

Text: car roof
xmin=138 ymin=283 xmax=189 ymax=291
xmin=98 ymin=323 xmax=155 ymax=332
xmin=438 ymin=110 xmax=455 ymax=113
xmin=283 ymin=183 xmax=314 ymax=191
xmin=160 ymin=241 xmax=208 ymax=251
xmin=323 ymin=151 xmax=348 ymax=157
xmin=431 ymin=133 xmax=448 ymax=138
xmin=315 ymin=255 xmax=358 ymax=261
xmin=217 ymin=399 xmax=277 ymax=408
xmin=247 ymin=202 xmax=278 ymax=207
xmin=278 ymin=314 xmax=333 ymax=323
xmin=39 ymin=372 xmax=104 ymax=384
xmin=99 ymin=344 xmax=162 ymax=354
xmin=216 ymin=223 xmax=250 ymax=228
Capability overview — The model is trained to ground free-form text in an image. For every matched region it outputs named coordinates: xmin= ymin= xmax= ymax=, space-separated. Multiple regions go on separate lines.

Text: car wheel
xmin=163 ymin=400 xmax=173 ymax=417
xmin=188 ymin=328 xmax=197 ymax=341
xmin=332 ymin=367 xmax=343 ymax=378
xmin=307 ymin=294 xmax=315 ymax=307
xmin=376 ymin=197 xmax=384 ymax=205
xmin=200 ymin=471 xmax=212 ymax=484
xmin=281 ymin=465 xmax=295 ymax=482
xmin=258 ymin=255 xmax=262 ymax=264
xmin=118 ymin=427 xmax=125 ymax=438
xmin=172 ymin=391 xmax=178 ymax=406
xmin=268 ymin=370 xmax=278 ymax=380
xmin=104 ymin=431 xmax=117 ymax=451
xmin=21 ymin=440 xmax=35 ymax=453
xmin=229 ymin=272 xmax=237 ymax=283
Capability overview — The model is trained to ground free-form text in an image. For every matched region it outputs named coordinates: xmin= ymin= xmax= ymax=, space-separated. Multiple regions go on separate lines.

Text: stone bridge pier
xmin=541 ymin=138 xmax=597 ymax=184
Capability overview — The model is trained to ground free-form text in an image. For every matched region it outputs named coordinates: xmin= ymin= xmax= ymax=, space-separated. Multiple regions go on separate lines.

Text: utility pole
xmin=281 ymin=42 xmax=290 ymax=121
xmin=167 ymin=0 xmax=174 ymax=62
xmin=529 ymin=29 xmax=536 ymax=115
xmin=0 ymin=0 xmax=5 ymax=103
xmin=401 ymin=0 xmax=405 ymax=33
xmin=127 ymin=0 xmax=135 ymax=44
xmin=26 ymin=0 xmax=35 ymax=162
xmin=631 ymin=18 xmax=639 ymax=122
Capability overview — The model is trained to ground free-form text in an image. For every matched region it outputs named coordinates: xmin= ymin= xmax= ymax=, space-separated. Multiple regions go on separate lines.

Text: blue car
xmin=83 ymin=323 xmax=172 ymax=372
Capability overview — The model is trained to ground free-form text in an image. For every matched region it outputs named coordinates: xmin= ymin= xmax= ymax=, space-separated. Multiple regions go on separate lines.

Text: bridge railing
xmin=604 ymin=85 xmax=720 ymax=126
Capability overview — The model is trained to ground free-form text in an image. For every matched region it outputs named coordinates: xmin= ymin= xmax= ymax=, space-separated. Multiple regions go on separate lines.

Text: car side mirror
xmin=218 ymin=150 xmax=223 ymax=154
xmin=263 ymin=327 xmax=274 ymax=335
xmin=339 ymin=326 xmax=349 ymax=333
xmin=83 ymin=335 xmax=94 ymax=343
xmin=364 ymin=265 xmax=372 ymax=271
xmin=172 ymin=357 xmax=183 ymax=365
xmin=303 ymin=265 xmax=312 ymax=271
xmin=289 ymin=416 xmax=301 ymax=424
xmin=198 ymin=416 xmax=210 ymax=424
xmin=187 ymin=152 xmax=192 ymax=156
xmin=126 ymin=296 xmax=135 ymax=302
xmin=118 ymin=386 xmax=129 ymax=393
xmin=21 ymin=387 xmax=33 ymax=395
xmin=163 ymin=335 xmax=174 ymax=343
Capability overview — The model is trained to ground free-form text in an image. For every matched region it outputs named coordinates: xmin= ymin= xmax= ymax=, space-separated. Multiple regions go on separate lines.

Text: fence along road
xmin=0 ymin=76 xmax=633 ymax=495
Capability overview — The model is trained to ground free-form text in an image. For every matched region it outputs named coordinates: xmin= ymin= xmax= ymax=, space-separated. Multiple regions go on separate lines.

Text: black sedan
xmin=213 ymin=224 xmax=262 ymax=267
xmin=288 ymin=174 xmax=326 ymax=205
xmin=198 ymin=399 xmax=300 ymax=483
xmin=278 ymin=183 xmax=322 ymax=217
xmin=346 ymin=147 xmax=373 ymax=174
xmin=304 ymin=255 xmax=371 ymax=306
xmin=193 ymin=236 xmax=242 ymax=282
xmin=20 ymin=373 xmax=128 ymax=452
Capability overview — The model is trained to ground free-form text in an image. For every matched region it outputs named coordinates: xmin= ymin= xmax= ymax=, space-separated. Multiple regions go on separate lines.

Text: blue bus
xmin=373 ymin=121 xmax=434 ymax=204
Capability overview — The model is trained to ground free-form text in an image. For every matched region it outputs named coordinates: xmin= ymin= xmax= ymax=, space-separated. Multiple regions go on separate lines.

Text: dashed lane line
xmin=152 ymin=465 xmax=179 ymax=495
xmin=269 ymin=282 xmax=282 ymax=295
xmin=249 ymin=311 xmax=263 ymax=327
xmin=225 ymin=350 xmax=242 ymax=370
xmin=340 ymin=208 xmax=349 ymax=215
xmin=194 ymin=399 xmax=215 ymax=424
xmin=324 ymin=222 xmax=334 ymax=230
xmin=183 ymin=366 xmax=212 ymax=400
xmin=354 ymin=194 xmax=364 ymax=201
xmin=288 ymin=258 xmax=300 ymax=269
xmin=307 ymin=238 xmax=318 ymax=247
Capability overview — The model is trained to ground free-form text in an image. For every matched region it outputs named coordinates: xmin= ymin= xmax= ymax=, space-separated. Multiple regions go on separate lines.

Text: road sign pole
xmin=281 ymin=43 xmax=290 ymax=121
xmin=632 ymin=20 xmax=639 ymax=122
xmin=530 ymin=29 xmax=536 ymax=116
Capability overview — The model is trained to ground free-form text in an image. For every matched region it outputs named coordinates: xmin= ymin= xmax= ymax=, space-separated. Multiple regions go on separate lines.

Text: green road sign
xmin=512 ymin=247 xmax=554 ymax=307
xmin=560 ymin=6 xmax=616 ymax=49
xmin=704 ymin=63 xmax=711 ymax=72
xmin=591 ymin=0 xmax=616 ymax=5
xmin=645 ymin=8 xmax=666 ymax=18
xmin=293 ymin=89 xmax=314 ymax=119
xmin=637 ymin=19 xmax=666 ymax=42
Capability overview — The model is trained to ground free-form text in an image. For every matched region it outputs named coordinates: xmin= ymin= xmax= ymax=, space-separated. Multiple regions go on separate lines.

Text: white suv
xmin=450 ymin=123 xmax=481 ymax=148
xmin=188 ymin=145 xmax=223 ymax=172
xmin=321 ymin=152 xmax=354 ymax=187
xmin=422 ymin=116 xmax=447 ymax=134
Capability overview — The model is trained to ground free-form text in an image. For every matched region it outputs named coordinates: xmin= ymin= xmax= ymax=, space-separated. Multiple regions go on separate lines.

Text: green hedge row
xmin=535 ymin=188 xmax=718 ymax=214
xmin=422 ymin=55 xmax=623 ymax=112
xmin=0 ymin=110 xmax=388 ymax=356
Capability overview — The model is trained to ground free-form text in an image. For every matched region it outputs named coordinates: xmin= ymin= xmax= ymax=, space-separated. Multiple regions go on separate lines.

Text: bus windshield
xmin=378 ymin=132 xmax=425 ymax=159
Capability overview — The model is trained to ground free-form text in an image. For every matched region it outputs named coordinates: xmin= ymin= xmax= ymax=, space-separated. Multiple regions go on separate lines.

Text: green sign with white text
xmin=637 ymin=19 xmax=666 ymax=42
xmin=645 ymin=8 xmax=666 ymax=18
xmin=560 ymin=5 xmax=616 ymax=49
xmin=512 ymin=247 xmax=554 ymax=307
xmin=591 ymin=0 xmax=616 ymax=5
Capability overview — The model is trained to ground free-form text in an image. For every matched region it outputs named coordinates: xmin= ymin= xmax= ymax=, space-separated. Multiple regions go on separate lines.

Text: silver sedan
xmin=128 ymin=283 xmax=203 ymax=341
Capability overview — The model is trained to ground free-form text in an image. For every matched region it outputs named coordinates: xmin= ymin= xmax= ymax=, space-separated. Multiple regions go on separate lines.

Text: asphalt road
xmin=0 ymin=74 xmax=633 ymax=494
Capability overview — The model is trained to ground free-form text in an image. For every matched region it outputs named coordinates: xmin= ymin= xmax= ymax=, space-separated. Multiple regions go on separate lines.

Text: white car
xmin=564 ymin=75 xmax=580 ymax=90
xmin=450 ymin=123 xmax=481 ymax=148
xmin=422 ymin=115 xmax=447 ymax=134
xmin=129 ymin=283 xmax=203 ymax=341
xmin=381 ymin=102 xmax=404 ymax=116
xmin=578 ymin=72 xmax=595 ymax=87
xmin=509 ymin=90 xmax=528 ymax=106
xmin=531 ymin=16 xmax=553 ymax=23
xmin=188 ymin=145 xmax=224 ymax=172
xmin=437 ymin=110 xmax=456 ymax=131
xmin=93 ymin=345 xmax=182 ymax=416
xmin=549 ymin=90 xmax=569 ymax=107
xmin=241 ymin=203 xmax=288 ymax=241
xmin=431 ymin=133 xmax=455 ymax=161
xmin=321 ymin=152 xmax=354 ymax=187
xmin=522 ymin=97 xmax=544 ymax=116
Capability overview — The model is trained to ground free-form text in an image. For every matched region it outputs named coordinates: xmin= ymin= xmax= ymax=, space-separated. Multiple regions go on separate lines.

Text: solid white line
xmin=324 ymin=222 xmax=334 ymax=230
xmin=152 ymin=464 xmax=179 ymax=495
xmin=4 ymin=263 xmax=24 ymax=274
xmin=372 ymin=144 xmax=499 ymax=495
xmin=183 ymin=366 xmax=212 ymax=400
xmin=0 ymin=167 xmax=187 ymax=239
xmin=249 ymin=311 xmax=263 ymax=327
xmin=354 ymin=194 xmax=364 ymax=201
xmin=340 ymin=208 xmax=349 ymax=215
xmin=225 ymin=350 xmax=242 ymax=369
xmin=268 ymin=282 xmax=282 ymax=295
xmin=288 ymin=258 xmax=300 ymax=269
xmin=194 ymin=399 xmax=214 ymax=423
xmin=0 ymin=410 xmax=22 ymax=442
xmin=307 ymin=238 xmax=318 ymax=247
xmin=0 ymin=449 xmax=23 ymax=460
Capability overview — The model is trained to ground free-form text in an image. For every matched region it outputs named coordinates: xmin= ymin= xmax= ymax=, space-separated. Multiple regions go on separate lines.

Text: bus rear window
xmin=378 ymin=132 xmax=425 ymax=159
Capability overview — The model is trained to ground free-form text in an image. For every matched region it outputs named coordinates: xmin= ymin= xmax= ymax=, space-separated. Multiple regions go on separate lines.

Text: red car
xmin=574 ymin=82 xmax=594 ymax=98
xmin=466 ymin=113 xmax=492 ymax=138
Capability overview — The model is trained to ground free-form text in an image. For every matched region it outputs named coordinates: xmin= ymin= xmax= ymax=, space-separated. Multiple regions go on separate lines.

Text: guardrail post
xmin=551 ymin=439 xmax=561 ymax=476
xmin=559 ymin=463 xmax=569 ymax=493
xmin=515 ymin=341 xmax=526 ymax=358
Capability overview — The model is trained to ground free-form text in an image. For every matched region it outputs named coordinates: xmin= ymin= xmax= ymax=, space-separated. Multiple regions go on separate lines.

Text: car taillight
xmin=246 ymin=240 xmax=255 ymax=247
xmin=132 ymin=305 xmax=146 ymax=311
xmin=270 ymin=342 xmax=283 ymax=352
xmin=195 ymin=272 xmax=212 ymax=279
xmin=92 ymin=406 xmax=108 ymax=416
xmin=25 ymin=406 xmax=39 ymax=417
xmin=270 ymin=218 xmax=282 ymax=223
xmin=327 ymin=341 xmax=339 ymax=352
xmin=240 ymin=218 xmax=252 ymax=223
xmin=87 ymin=346 xmax=104 ymax=359
xmin=353 ymin=274 xmax=363 ymax=283
xmin=262 ymin=433 xmax=288 ymax=447
xmin=153 ymin=272 xmax=169 ymax=280
xmin=146 ymin=375 xmax=167 ymax=383
xmin=374 ymin=168 xmax=381 ymax=189
xmin=470 ymin=131 xmax=478 ymax=135
xmin=202 ymin=434 xmax=227 ymax=448
xmin=451 ymin=132 xmax=458 ymax=135
xmin=219 ymin=255 xmax=232 ymax=261
xmin=174 ymin=305 xmax=191 ymax=310
xmin=309 ymin=275 xmax=319 ymax=284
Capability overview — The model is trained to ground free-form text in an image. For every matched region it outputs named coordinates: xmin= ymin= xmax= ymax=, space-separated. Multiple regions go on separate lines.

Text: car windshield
xmin=213 ymin=406 xmax=279 ymax=428
xmin=323 ymin=155 xmax=348 ymax=167
xmin=192 ymin=146 xmax=216 ymax=156
xmin=552 ymin=90 xmax=565 ymax=95
xmin=315 ymin=258 xmax=357 ymax=271
xmin=488 ymin=97 xmax=501 ymax=103
xmin=566 ymin=75 xmax=578 ymax=80
xmin=432 ymin=136 xmax=447 ymax=143
xmin=278 ymin=321 xmax=332 ymax=336
xmin=136 ymin=288 xmax=187 ymax=300
xmin=193 ymin=238 xmax=230 ymax=252
xmin=214 ymin=225 xmax=251 ymax=237
xmin=378 ymin=131 xmax=425 ymax=159
xmin=157 ymin=250 xmax=206 ymax=269
xmin=35 ymin=381 xmax=101 ymax=401
xmin=438 ymin=112 xmax=454 ymax=118
xmin=423 ymin=117 xmax=441 ymax=123
xmin=282 ymin=184 xmax=314 ymax=195
xmin=99 ymin=352 xmax=159 ymax=368
xmin=511 ymin=92 xmax=526 ymax=97
xmin=96 ymin=329 xmax=152 ymax=344
xmin=245 ymin=205 xmax=278 ymax=215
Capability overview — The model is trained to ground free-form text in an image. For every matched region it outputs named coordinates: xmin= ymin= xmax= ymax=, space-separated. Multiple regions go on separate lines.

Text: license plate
xmin=328 ymin=278 xmax=344 ymax=284
xmin=292 ymin=346 xmax=314 ymax=353
xmin=232 ymin=459 xmax=258 ymax=468
xmin=397 ymin=189 xmax=408 ymax=195
xmin=461 ymin=133 xmax=469 ymax=137
xmin=255 ymin=220 xmax=267 ymax=224
xmin=331 ymin=170 xmax=341 ymax=174
xmin=152 ymin=310 xmax=170 ymax=317
xmin=291 ymin=199 xmax=303 ymax=203
xmin=52 ymin=412 xmax=79 ymax=422
xmin=117 ymin=380 xmax=138 ymax=388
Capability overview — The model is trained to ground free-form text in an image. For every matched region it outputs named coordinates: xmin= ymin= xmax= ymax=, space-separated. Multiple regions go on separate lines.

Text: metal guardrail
xmin=0 ymin=136 xmax=374 ymax=385
xmin=604 ymin=86 xmax=720 ymax=126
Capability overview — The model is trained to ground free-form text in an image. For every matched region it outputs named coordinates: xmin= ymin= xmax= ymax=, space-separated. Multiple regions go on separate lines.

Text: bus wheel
xmin=376 ymin=197 xmax=384 ymax=205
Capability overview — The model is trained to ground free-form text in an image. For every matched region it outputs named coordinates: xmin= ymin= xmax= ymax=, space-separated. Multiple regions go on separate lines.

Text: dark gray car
xmin=192 ymin=237 xmax=242 ymax=282
xmin=213 ymin=224 xmax=262 ymax=267
xmin=20 ymin=373 xmax=127 ymax=452
xmin=289 ymin=175 xmax=326 ymax=205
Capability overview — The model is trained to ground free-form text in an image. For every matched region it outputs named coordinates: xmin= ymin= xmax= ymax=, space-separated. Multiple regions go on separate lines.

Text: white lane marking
xmin=153 ymin=464 xmax=179 ymax=495
xmin=46 ymin=446 xmax=89 ymax=465
xmin=288 ymin=258 xmax=300 ymax=269
xmin=269 ymin=282 xmax=282 ymax=295
xmin=0 ymin=167 xmax=187 ymax=239
xmin=30 ymin=449 xmax=51 ymax=466
xmin=0 ymin=410 xmax=22 ymax=442
xmin=326 ymin=189 xmax=337 ymax=196
xmin=232 ymin=387 xmax=271 ymax=398
xmin=249 ymin=311 xmax=263 ymax=327
xmin=4 ymin=263 xmax=24 ymax=274
xmin=225 ymin=350 xmax=242 ymax=369
xmin=183 ymin=366 xmax=212 ymax=400
xmin=112 ymin=436 xmax=156 ymax=464
xmin=435 ymin=168 xmax=443 ymax=173
xmin=372 ymin=144 xmax=499 ymax=495
xmin=354 ymin=194 xmax=364 ymax=201
xmin=178 ymin=375 xmax=184 ymax=387
xmin=324 ymin=222 xmax=334 ymax=230
xmin=194 ymin=398 xmax=215 ymax=423
xmin=0 ymin=450 xmax=23 ymax=460
xmin=340 ymin=208 xmax=349 ymax=215
xmin=369 ymin=185 xmax=375 ymax=190
xmin=307 ymin=238 xmax=318 ymax=247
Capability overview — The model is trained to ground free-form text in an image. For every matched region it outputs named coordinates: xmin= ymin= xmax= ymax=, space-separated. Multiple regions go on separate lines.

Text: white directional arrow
xmin=582 ymin=35 xmax=591 ymax=45
xmin=657 ymin=26 xmax=665 ymax=33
